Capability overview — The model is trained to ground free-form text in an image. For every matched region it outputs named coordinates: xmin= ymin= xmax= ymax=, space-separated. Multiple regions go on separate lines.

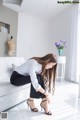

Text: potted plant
xmin=55 ymin=40 xmax=66 ymax=56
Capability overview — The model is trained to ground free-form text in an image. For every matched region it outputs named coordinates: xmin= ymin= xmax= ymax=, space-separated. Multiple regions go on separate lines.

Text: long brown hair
xmin=31 ymin=53 xmax=57 ymax=94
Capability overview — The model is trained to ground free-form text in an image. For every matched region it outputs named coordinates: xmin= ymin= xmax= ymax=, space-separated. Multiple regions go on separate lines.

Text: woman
xmin=10 ymin=53 xmax=57 ymax=115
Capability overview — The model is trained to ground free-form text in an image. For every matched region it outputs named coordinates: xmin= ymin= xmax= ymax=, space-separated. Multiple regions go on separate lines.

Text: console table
xmin=57 ymin=56 xmax=66 ymax=82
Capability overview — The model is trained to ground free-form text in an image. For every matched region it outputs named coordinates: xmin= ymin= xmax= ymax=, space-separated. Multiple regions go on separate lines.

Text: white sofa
xmin=0 ymin=57 xmax=30 ymax=112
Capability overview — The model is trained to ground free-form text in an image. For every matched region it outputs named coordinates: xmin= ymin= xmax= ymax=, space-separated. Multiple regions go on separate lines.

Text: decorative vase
xmin=58 ymin=49 xmax=63 ymax=56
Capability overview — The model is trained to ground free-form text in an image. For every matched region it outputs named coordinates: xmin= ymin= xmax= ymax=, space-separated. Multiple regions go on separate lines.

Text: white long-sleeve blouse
xmin=14 ymin=59 xmax=42 ymax=91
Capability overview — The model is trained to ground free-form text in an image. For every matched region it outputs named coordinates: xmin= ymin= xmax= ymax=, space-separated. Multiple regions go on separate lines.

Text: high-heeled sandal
xmin=40 ymin=100 xmax=52 ymax=115
xmin=27 ymin=99 xmax=38 ymax=112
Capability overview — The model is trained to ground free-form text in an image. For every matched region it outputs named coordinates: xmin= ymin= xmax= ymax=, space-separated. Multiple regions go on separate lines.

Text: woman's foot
xmin=40 ymin=99 xmax=52 ymax=115
xmin=27 ymin=99 xmax=38 ymax=112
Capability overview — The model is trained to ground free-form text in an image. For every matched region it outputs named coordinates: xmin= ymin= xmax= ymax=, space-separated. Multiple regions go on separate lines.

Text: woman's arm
xmin=29 ymin=60 xmax=50 ymax=99
xmin=37 ymin=87 xmax=49 ymax=96
xmin=29 ymin=69 xmax=49 ymax=95
xmin=29 ymin=69 xmax=51 ymax=102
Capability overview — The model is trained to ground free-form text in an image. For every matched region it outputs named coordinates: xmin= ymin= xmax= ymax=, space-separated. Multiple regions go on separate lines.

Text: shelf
xmin=0 ymin=21 xmax=10 ymax=34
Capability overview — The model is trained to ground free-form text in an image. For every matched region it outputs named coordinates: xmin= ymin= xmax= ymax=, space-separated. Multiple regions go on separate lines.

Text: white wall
xmin=16 ymin=5 xmax=78 ymax=81
xmin=17 ymin=13 xmax=51 ymax=59
xmin=48 ymin=5 xmax=76 ymax=81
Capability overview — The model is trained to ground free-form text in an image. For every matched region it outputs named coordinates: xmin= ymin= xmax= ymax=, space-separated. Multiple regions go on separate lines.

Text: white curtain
xmin=68 ymin=4 xmax=79 ymax=83
xmin=77 ymin=8 xmax=80 ymax=83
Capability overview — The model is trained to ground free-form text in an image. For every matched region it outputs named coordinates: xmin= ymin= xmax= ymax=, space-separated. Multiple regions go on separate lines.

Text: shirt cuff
xmin=36 ymin=85 xmax=41 ymax=92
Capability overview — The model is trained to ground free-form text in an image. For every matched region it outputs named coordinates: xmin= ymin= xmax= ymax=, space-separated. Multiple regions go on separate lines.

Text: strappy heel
xmin=40 ymin=100 xmax=52 ymax=115
xmin=27 ymin=99 xmax=38 ymax=112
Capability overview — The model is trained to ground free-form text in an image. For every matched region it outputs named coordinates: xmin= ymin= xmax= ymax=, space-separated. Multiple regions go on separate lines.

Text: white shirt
xmin=14 ymin=59 xmax=42 ymax=91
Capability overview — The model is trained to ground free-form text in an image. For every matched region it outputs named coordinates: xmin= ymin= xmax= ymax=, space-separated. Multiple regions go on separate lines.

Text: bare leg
xmin=28 ymin=97 xmax=36 ymax=109
xmin=41 ymin=98 xmax=49 ymax=113
xmin=40 ymin=98 xmax=52 ymax=115
xmin=27 ymin=97 xmax=38 ymax=112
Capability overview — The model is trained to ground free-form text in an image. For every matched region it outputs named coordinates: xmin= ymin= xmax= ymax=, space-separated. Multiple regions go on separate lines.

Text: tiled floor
xmin=6 ymin=80 xmax=80 ymax=120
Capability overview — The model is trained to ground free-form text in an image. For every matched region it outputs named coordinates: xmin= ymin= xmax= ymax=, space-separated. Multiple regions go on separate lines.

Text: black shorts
xmin=10 ymin=71 xmax=45 ymax=98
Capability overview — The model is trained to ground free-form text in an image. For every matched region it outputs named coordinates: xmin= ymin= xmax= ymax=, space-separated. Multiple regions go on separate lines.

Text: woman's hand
xmin=53 ymin=63 xmax=57 ymax=66
xmin=38 ymin=88 xmax=51 ymax=103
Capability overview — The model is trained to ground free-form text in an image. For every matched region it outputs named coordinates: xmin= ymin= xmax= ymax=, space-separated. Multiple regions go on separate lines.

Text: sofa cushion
xmin=0 ymin=78 xmax=30 ymax=97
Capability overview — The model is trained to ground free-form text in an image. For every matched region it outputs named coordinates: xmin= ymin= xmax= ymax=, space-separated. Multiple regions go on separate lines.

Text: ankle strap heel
xmin=40 ymin=100 xmax=52 ymax=115
xmin=27 ymin=99 xmax=38 ymax=112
